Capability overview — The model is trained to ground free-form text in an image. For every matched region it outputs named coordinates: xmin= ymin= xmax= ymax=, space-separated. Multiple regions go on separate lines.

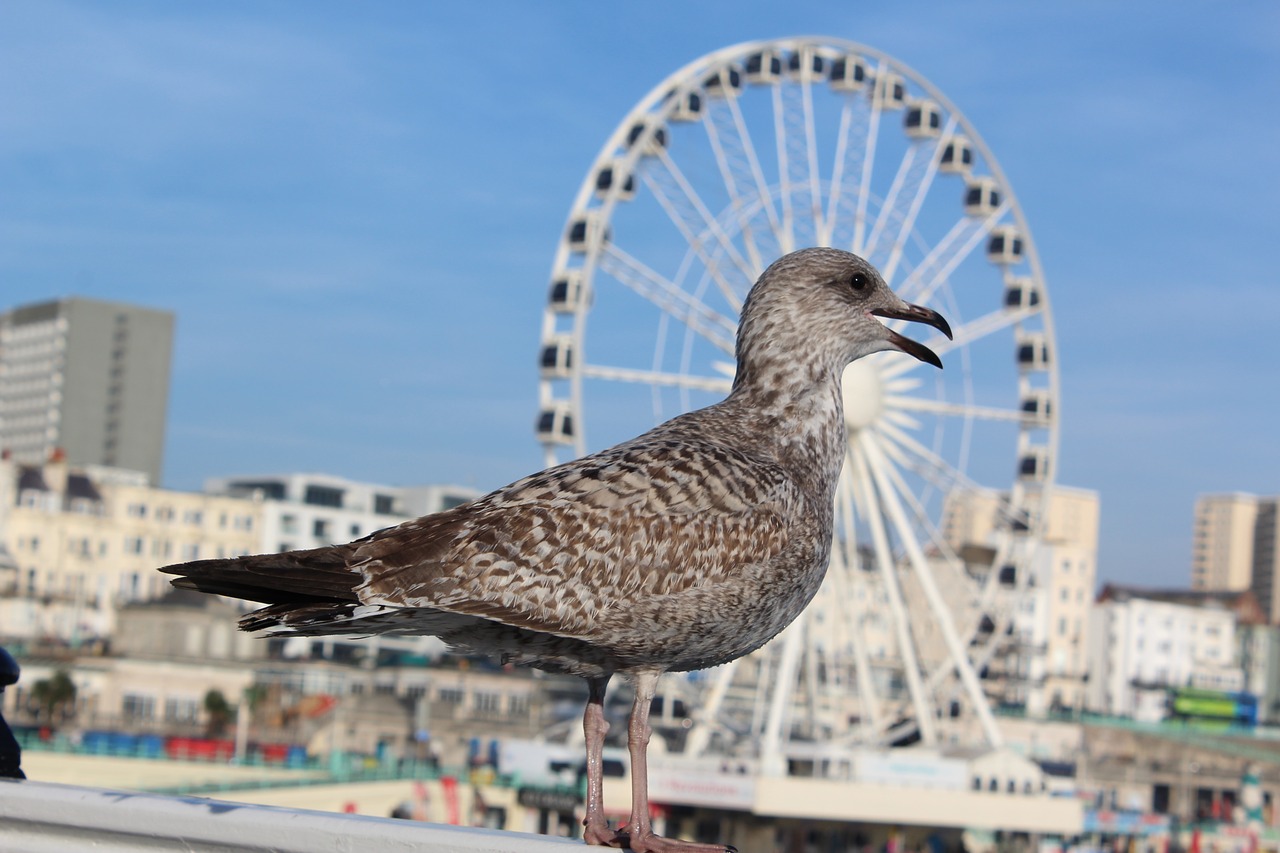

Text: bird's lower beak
xmin=872 ymin=303 xmax=953 ymax=369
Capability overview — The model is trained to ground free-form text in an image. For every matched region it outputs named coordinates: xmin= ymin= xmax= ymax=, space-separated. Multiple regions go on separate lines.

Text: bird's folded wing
xmin=350 ymin=439 xmax=800 ymax=638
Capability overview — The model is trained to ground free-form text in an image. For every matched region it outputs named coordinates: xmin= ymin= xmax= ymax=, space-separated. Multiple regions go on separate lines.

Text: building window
xmin=165 ymin=698 xmax=199 ymax=724
xmin=124 ymin=537 xmax=144 ymax=555
xmin=350 ymin=524 xmax=361 ymax=537
xmin=508 ymin=694 xmax=530 ymax=717
xmin=313 ymin=519 xmax=330 ymax=539
xmin=474 ymin=692 xmax=501 ymax=715
xmin=374 ymin=494 xmax=396 ymax=515
xmin=181 ymin=543 xmax=199 ymax=561
xmin=127 ymin=503 xmax=147 ymax=518
xmin=281 ymin=515 xmax=298 ymax=534
xmin=183 ymin=510 xmax=203 ymax=525
xmin=438 ymin=687 xmax=464 ymax=705
xmin=122 ymin=694 xmax=155 ymax=722
xmin=304 ymin=485 xmax=344 ymax=508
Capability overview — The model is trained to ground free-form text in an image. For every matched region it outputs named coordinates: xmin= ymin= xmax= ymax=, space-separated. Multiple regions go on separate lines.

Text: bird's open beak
xmin=872 ymin=303 xmax=953 ymax=369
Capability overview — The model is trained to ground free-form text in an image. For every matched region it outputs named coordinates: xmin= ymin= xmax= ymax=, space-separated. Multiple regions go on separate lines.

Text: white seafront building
xmin=203 ymin=472 xmax=482 ymax=555
xmin=1084 ymin=584 xmax=1256 ymax=721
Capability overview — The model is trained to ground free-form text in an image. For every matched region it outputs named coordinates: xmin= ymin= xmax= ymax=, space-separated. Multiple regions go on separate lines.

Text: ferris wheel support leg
xmin=684 ymin=659 xmax=739 ymax=758
xmin=853 ymin=441 xmax=938 ymax=745
xmin=826 ymin=514 xmax=885 ymax=741
xmin=759 ymin=614 xmax=806 ymax=776
xmin=862 ymin=436 xmax=1004 ymax=748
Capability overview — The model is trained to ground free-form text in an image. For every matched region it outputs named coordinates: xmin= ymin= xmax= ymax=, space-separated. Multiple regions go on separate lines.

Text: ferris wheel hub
xmin=841 ymin=359 xmax=886 ymax=429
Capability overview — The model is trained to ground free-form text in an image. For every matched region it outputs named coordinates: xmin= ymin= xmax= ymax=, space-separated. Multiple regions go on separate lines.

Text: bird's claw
xmin=610 ymin=828 xmax=736 ymax=853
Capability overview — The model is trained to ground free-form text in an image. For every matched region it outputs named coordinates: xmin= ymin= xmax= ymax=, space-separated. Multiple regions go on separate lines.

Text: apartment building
xmin=1191 ymin=493 xmax=1280 ymax=623
xmin=0 ymin=454 xmax=261 ymax=643
xmin=1192 ymin=493 xmax=1262 ymax=592
xmin=0 ymin=297 xmax=174 ymax=485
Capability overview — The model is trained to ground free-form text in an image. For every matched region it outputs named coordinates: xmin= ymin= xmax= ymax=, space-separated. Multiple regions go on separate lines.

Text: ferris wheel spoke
xmin=890 ymin=396 xmax=1026 ymax=423
xmin=873 ymin=419 xmax=981 ymax=497
xmin=861 ymin=430 xmax=962 ymax=566
xmin=598 ymin=244 xmax=737 ymax=355
xmin=770 ymin=85 xmax=795 ymax=253
xmin=826 ymin=493 xmax=886 ymax=738
xmin=822 ymin=94 xmax=871 ymax=248
xmin=880 ymin=407 xmax=922 ymax=432
xmin=862 ymin=142 xmax=918 ymax=266
xmin=646 ymin=148 xmax=758 ymax=301
xmin=883 ymin=374 xmax=923 ymax=395
xmin=786 ymin=73 xmax=824 ymax=246
xmin=896 ymin=201 xmax=1011 ymax=305
xmin=880 ymin=117 xmax=956 ymax=284
xmin=703 ymin=99 xmax=769 ymax=273
xmin=851 ymin=60 xmax=888 ymax=255
xmin=582 ymin=363 xmax=732 ymax=393
xmin=723 ymin=93 xmax=786 ymax=253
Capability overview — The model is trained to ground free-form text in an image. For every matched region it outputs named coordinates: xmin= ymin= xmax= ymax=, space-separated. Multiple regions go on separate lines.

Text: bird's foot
xmin=582 ymin=821 xmax=628 ymax=848
xmin=613 ymin=828 xmax=736 ymax=853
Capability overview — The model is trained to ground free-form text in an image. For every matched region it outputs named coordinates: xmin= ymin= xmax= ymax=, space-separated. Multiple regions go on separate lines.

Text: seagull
xmin=160 ymin=247 xmax=950 ymax=853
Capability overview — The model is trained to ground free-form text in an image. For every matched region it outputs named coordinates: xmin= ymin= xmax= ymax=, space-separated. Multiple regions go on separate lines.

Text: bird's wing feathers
xmin=351 ymin=440 xmax=799 ymax=638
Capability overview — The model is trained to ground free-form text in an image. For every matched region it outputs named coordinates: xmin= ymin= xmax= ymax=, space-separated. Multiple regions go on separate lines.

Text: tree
xmin=30 ymin=670 xmax=76 ymax=723
xmin=203 ymin=689 xmax=235 ymax=737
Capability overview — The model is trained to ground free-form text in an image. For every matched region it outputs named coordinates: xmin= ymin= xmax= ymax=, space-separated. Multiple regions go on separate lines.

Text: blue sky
xmin=1 ymin=2 xmax=1277 ymax=588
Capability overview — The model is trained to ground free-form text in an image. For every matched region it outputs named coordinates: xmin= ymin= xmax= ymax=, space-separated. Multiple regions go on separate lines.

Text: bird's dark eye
xmin=850 ymin=273 xmax=868 ymax=291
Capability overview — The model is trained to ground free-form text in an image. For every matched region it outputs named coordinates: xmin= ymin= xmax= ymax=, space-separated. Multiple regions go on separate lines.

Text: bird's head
xmin=735 ymin=248 xmax=952 ymax=386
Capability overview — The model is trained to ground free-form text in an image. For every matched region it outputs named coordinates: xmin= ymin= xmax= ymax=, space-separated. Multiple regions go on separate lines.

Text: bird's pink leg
xmin=618 ymin=671 xmax=735 ymax=853
xmin=582 ymin=675 xmax=622 ymax=847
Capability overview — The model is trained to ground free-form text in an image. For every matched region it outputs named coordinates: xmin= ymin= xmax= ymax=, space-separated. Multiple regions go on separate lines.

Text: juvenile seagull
xmin=161 ymin=248 xmax=950 ymax=853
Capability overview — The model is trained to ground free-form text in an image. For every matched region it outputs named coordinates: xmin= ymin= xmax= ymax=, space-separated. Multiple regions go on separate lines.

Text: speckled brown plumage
xmin=160 ymin=247 xmax=950 ymax=853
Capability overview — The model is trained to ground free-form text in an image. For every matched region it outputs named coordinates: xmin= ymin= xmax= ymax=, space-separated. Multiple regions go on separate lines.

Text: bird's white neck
xmin=723 ymin=362 xmax=848 ymax=504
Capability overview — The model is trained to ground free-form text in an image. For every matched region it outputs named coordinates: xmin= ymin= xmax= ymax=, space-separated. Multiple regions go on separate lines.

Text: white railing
xmin=0 ymin=779 xmax=583 ymax=853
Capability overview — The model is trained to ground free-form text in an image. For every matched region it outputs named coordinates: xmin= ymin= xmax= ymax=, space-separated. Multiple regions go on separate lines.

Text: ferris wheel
xmin=535 ymin=37 xmax=1059 ymax=757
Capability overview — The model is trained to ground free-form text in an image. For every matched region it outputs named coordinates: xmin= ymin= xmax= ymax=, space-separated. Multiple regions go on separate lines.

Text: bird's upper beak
xmin=872 ymin=302 xmax=953 ymax=369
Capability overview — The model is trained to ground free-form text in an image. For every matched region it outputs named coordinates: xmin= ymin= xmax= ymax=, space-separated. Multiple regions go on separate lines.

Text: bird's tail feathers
xmin=159 ymin=545 xmax=361 ymax=606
